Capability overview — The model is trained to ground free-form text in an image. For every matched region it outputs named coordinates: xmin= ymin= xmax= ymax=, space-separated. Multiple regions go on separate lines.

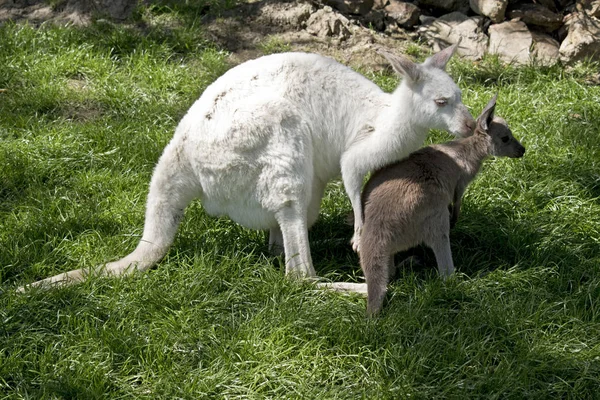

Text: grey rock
xmin=373 ymin=0 xmax=389 ymax=9
xmin=323 ymin=0 xmax=374 ymax=15
xmin=536 ymin=0 xmax=559 ymax=12
xmin=364 ymin=9 xmax=387 ymax=30
xmin=418 ymin=0 xmax=469 ymax=13
xmin=385 ymin=0 xmax=421 ymax=28
xmin=531 ymin=31 xmax=560 ymax=66
xmin=418 ymin=12 xmax=487 ymax=60
xmin=559 ymin=12 xmax=600 ymax=63
xmin=506 ymin=3 xmax=563 ymax=31
xmin=259 ymin=2 xmax=316 ymax=28
xmin=489 ymin=20 xmax=560 ymax=65
xmin=577 ymin=0 xmax=600 ymax=18
xmin=488 ymin=20 xmax=531 ymax=64
xmin=469 ymin=0 xmax=508 ymax=23
xmin=306 ymin=6 xmax=352 ymax=39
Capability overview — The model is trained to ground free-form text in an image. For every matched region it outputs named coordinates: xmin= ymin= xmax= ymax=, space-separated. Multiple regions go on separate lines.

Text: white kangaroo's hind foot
xmin=17 ymin=261 xmax=141 ymax=292
xmin=351 ymin=228 xmax=361 ymax=253
xmin=17 ymin=268 xmax=90 ymax=292
xmin=316 ymin=282 xmax=368 ymax=296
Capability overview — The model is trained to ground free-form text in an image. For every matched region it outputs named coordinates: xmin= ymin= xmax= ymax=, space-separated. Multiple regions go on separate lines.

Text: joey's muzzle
xmin=514 ymin=144 xmax=526 ymax=158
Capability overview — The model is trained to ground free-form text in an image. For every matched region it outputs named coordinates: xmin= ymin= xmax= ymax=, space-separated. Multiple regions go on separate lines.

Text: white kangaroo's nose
xmin=465 ymin=117 xmax=475 ymax=133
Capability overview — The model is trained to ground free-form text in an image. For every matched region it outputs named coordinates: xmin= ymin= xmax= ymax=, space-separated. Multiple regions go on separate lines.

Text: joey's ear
xmin=423 ymin=40 xmax=460 ymax=70
xmin=476 ymin=94 xmax=497 ymax=132
xmin=377 ymin=48 xmax=422 ymax=82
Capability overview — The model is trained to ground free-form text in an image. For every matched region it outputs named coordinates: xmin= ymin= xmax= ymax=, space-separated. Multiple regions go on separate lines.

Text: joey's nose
xmin=515 ymin=145 xmax=526 ymax=158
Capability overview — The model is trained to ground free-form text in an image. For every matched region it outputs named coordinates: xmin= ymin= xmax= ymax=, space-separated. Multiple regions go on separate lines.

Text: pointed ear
xmin=377 ymin=48 xmax=422 ymax=82
xmin=476 ymin=94 xmax=497 ymax=132
xmin=423 ymin=40 xmax=460 ymax=70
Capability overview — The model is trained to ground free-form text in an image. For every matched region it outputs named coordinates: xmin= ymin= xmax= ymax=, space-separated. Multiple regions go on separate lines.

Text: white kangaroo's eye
xmin=435 ymin=98 xmax=448 ymax=106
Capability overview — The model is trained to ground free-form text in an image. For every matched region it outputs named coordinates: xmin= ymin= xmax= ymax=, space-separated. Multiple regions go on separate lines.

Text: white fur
xmin=20 ymin=48 xmax=475 ymax=291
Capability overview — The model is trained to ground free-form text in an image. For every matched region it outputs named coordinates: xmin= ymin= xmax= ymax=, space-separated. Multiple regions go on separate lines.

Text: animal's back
xmin=169 ymin=53 xmax=385 ymax=229
xmin=181 ymin=52 xmax=382 ymax=143
xmin=360 ymin=145 xmax=463 ymax=250
xmin=363 ymin=147 xmax=460 ymax=216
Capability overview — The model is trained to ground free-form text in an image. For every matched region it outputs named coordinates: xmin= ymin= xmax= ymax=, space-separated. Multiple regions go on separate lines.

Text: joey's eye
xmin=435 ymin=98 xmax=448 ymax=106
xmin=501 ymin=136 xmax=510 ymax=143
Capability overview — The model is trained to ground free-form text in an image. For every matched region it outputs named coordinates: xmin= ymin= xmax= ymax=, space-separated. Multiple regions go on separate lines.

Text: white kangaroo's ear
xmin=423 ymin=40 xmax=460 ymax=70
xmin=377 ymin=48 xmax=422 ymax=82
xmin=477 ymin=94 xmax=497 ymax=132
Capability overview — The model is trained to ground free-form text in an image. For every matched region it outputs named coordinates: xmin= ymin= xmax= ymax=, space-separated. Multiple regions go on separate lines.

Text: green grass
xmin=1 ymin=10 xmax=600 ymax=398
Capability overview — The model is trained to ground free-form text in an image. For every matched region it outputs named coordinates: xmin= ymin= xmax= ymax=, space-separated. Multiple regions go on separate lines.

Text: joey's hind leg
xmin=275 ymin=203 xmax=316 ymax=278
xmin=425 ymin=210 xmax=455 ymax=278
xmin=429 ymin=234 xmax=455 ymax=279
xmin=362 ymin=250 xmax=394 ymax=316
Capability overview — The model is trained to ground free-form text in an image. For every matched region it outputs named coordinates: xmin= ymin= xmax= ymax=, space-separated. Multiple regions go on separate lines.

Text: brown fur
xmin=359 ymin=95 xmax=525 ymax=315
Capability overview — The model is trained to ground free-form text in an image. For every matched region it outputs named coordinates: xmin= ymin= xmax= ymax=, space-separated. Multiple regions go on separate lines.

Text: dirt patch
xmin=202 ymin=0 xmax=417 ymax=70
xmin=0 ymin=0 xmax=135 ymax=25
xmin=0 ymin=0 xmax=420 ymax=71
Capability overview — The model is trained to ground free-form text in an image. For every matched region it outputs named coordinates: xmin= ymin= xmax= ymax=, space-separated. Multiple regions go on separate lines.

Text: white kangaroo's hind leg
xmin=19 ymin=142 xmax=199 ymax=291
xmin=275 ymin=203 xmax=316 ymax=279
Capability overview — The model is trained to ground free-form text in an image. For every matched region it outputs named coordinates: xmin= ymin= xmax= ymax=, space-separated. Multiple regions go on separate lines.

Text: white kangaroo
xmin=20 ymin=46 xmax=475 ymax=291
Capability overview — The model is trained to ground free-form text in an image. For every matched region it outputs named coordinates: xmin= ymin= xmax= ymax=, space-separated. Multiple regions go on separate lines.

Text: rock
xmin=258 ymin=2 xmax=315 ymax=29
xmin=418 ymin=12 xmax=487 ymax=60
xmin=306 ymin=6 xmax=352 ymax=39
xmin=364 ymin=9 xmax=386 ymax=30
xmin=373 ymin=0 xmax=389 ymax=9
xmin=489 ymin=20 xmax=560 ymax=65
xmin=577 ymin=0 xmax=600 ymax=18
xmin=384 ymin=0 xmax=420 ymax=28
xmin=417 ymin=0 xmax=469 ymax=13
xmin=536 ymin=0 xmax=559 ymax=12
xmin=323 ymin=0 xmax=374 ymax=15
xmin=488 ymin=20 xmax=531 ymax=64
xmin=506 ymin=3 xmax=563 ymax=31
xmin=531 ymin=31 xmax=560 ymax=66
xmin=559 ymin=12 xmax=600 ymax=63
xmin=469 ymin=0 xmax=508 ymax=23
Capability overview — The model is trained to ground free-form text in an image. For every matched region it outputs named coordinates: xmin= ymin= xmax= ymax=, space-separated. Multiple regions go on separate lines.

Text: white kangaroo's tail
xmin=18 ymin=141 xmax=199 ymax=292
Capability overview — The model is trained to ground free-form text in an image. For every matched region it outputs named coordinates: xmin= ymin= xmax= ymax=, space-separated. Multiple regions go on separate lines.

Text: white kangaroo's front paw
xmin=351 ymin=229 xmax=361 ymax=253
